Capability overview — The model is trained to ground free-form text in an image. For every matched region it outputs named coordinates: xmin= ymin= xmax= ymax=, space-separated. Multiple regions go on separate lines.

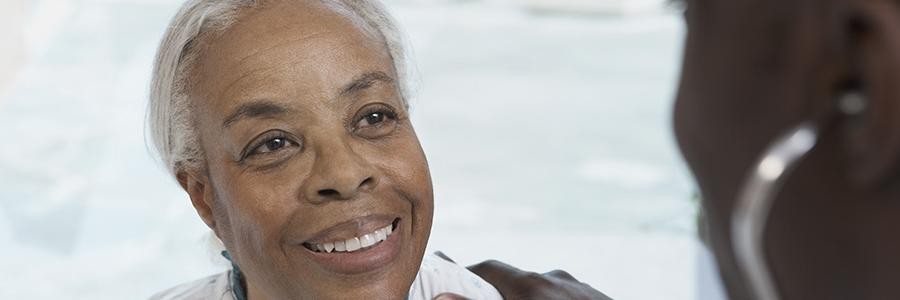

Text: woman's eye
xmin=355 ymin=109 xmax=396 ymax=129
xmin=352 ymin=106 xmax=399 ymax=138
xmin=248 ymin=136 xmax=297 ymax=156
xmin=362 ymin=112 xmax=386 ymax=126
xmin=262 ymin=138 xmax=287 ymax=152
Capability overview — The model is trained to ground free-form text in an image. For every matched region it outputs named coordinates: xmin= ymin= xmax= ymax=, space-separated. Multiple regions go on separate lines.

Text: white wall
xmin=386 ymin=0 xmax=666 ymax=15
xmin=0 ymin=0 xmax=25 ymax=95
xmin=522 ymin=0 xmax=664 ymax=15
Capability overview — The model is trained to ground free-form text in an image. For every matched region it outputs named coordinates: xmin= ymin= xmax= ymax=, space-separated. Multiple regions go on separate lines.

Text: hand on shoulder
xmin=433 ymin=252 xmax=613 ymax=300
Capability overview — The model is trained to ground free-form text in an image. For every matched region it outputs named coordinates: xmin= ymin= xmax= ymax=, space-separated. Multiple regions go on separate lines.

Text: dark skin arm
xmin=433 ymin=252 xmax=613 ymax=300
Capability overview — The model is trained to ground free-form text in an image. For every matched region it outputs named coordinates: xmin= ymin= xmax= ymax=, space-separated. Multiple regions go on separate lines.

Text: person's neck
xmin=244 ymin=278 xmax=277 ymax=300
xmin=245 ymin=280 xmax=268 ymax=300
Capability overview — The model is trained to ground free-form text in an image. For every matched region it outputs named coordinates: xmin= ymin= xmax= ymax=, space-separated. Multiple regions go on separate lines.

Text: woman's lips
xmin=299 ymin=217 xmax=403 ymax=274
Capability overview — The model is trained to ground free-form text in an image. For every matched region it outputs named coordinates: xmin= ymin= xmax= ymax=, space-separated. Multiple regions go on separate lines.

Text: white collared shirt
xmin=150 ymin=253 xmax=503 ymax=300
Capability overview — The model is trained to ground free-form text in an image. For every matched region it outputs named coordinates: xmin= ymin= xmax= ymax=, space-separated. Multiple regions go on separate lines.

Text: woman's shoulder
xmin=409 ymin=253 xmax=503 ymax=300
xmin=148 ymin=271 xmax=235 ymax=300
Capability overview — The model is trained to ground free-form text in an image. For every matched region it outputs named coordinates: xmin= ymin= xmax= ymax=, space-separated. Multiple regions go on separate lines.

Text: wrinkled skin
xmin=674 ymin=0 xmax=900 ymax=299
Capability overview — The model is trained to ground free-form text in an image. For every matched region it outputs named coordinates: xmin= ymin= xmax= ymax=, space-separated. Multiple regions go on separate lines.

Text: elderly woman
xmin=675 ymin=0 xmax=900 ymax=299
xmin=146 ymin=0 xmax=507 ymax=299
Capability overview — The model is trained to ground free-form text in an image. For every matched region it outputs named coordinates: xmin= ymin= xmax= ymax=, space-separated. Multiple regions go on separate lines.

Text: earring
xmin=731 ymin=89 xmax=867 ymax=300
xmin=731 ymin=121 xmax=821 ymax=300
xmin=837 ymin=90 xmax=867 ymax=116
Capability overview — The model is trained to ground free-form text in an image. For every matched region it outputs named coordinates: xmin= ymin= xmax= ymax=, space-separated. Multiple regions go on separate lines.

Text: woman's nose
xmin=305 ymin=141 xmax=377 ymax=202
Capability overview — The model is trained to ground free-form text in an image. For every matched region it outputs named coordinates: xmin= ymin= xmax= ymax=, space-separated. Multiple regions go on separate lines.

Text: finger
xmin=467 ymin=259 xmax=529 ymax=286
xmin=434 ymin=251 xmax=456 ymax=264
xmin=433 ymin=293 xmax=469 ymax=300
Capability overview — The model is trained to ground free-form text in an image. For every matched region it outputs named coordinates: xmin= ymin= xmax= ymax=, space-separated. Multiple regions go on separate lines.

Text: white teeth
xmin=308 ymin=223 xmax=395 ymax=253
xmin=360 ymin=233 xmax=375 ymax=248
xmin=346 ymin=237 xmax=361 ymax=251
xmin=376 ymin=228 xmax=387 ymax=242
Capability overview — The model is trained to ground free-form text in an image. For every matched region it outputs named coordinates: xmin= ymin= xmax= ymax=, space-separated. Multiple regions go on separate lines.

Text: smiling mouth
xmin=303 ymin=218 xmax=399 ymax=253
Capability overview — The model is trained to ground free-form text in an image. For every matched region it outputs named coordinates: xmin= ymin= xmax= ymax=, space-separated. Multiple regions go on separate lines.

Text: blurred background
xmin=0 ymin=0 xmax=718 ymax=299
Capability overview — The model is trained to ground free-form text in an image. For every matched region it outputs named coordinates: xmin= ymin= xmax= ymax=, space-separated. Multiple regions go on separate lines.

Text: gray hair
xmin=147 ymin=0 xmax=414 ymax=176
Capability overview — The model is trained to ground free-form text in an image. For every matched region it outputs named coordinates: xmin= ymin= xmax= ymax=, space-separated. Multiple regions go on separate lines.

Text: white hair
xmin=147 ymin=0 xmax=414 ymax=176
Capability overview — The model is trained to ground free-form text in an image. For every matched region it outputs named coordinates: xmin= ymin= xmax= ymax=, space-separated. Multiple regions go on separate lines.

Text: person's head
xmin=147 ymin=0 xmax=433 ymax=298
xmin=674 ymin=0 xmax=900 ymax=299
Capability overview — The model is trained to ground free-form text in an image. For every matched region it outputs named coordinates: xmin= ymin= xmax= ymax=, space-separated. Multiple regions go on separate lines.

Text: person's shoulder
xmin=409 ymin=253 xmax=503 ymax=300
xmin=148 ymin=271 xmax=234 ymax=300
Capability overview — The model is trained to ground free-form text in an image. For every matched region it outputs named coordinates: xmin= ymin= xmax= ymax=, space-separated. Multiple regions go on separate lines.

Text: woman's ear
xmin=177 ymin=168 xmax=218 ymax=232
xmin=839 ymin=0 xmax=900 ymax=187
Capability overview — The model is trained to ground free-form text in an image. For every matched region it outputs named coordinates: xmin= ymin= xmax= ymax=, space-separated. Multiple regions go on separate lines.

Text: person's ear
xmin=839 ymin=0 xmax=900 ymax=187
xmin=177 ymin=168 xmax=218 ymax=231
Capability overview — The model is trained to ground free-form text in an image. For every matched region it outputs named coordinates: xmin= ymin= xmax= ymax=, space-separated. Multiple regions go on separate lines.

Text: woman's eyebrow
xmin=339 ymin=71 xmax=395 ymax=97
xmin=222 ymin=100 xmax=293 ymax=128
xmin=221 ymin=72 xmax=393 ymax=128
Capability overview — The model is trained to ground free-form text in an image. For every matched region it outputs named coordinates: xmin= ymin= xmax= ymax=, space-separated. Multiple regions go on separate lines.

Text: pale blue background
xmin=0 ymin=0 xmax=703 ymax=299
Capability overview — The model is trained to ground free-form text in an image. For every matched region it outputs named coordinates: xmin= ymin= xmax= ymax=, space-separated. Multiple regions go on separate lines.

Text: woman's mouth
xmin=297 ymin=217 xmax=404 ymax=275
xmin=303 ymin=219 xmax=397 ymax=253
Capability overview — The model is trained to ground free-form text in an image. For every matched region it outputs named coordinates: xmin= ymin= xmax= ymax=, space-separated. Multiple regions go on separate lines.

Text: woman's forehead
xmin=196 ymin=0 xmax=385 ymax=75
xmin=189 ymin=0 xmax=395 ymax=116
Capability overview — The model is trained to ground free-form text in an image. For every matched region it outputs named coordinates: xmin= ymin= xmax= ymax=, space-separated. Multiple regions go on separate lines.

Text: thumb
xmin=467 ymin=259 xmax=528 ymax=286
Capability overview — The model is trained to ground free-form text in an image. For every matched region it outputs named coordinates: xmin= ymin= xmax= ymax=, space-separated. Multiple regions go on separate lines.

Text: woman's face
xmin=182 ymin=1 xmax=433 ymax=299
